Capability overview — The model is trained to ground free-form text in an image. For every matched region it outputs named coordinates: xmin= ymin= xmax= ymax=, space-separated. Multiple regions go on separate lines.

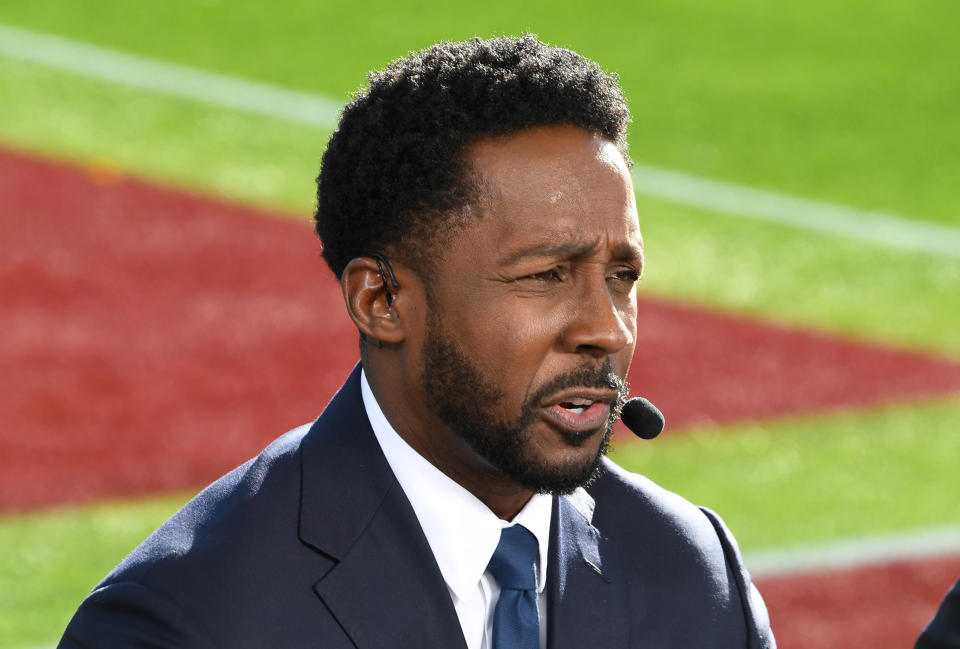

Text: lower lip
xmin=541 ymin=401 xmax=611 ymax=435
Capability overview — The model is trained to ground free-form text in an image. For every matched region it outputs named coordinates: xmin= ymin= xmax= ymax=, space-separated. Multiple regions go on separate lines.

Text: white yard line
xmin=0 ymin=23 xmax=341 ymax=128
xmin=746 ymin=525 xmax=960 ymax=579
xmin=632 ymin=165 xmax=960 ymax=258
xmin=633 ymin=165 xmax=960 ymax=258
xmin=2 ymin=20 xmax=960 ymax=259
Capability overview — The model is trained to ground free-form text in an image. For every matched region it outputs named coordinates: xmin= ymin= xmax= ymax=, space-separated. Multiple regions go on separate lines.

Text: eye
xmin=610 ymin=268 xmax=641 ymax=284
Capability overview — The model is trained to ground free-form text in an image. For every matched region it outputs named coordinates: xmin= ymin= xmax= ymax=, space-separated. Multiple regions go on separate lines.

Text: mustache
xmin=526 ymin=359 xmax=628 ymax=413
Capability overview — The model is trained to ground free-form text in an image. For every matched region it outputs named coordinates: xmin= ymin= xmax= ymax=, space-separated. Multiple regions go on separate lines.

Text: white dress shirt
xmin=361 ymin=370 xmax=552 ymax=649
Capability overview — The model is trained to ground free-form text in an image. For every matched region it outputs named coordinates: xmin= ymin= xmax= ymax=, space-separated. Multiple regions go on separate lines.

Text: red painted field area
xmin=3 ymin=146 xmax=959 ymax=649
xmin=4 ymin=145 xmax=960 ymax=512
xmin=756 ymin=555 xmax=960 ymax=649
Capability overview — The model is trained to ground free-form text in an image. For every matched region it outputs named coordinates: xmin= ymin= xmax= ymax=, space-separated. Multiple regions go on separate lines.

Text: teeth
xmin=560 ymin=397 xmax=594 ymax=415
xmin=555 ymin=397 xmax=598 ymax=416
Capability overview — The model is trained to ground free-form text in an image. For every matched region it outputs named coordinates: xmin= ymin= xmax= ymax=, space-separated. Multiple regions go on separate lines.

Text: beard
xmin=420 ymin=315 xmax=627 ymax=495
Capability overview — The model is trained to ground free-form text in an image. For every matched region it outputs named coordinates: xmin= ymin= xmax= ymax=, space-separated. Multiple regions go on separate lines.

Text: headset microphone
xmin=620 ymin=397 xmax=665 ymax=440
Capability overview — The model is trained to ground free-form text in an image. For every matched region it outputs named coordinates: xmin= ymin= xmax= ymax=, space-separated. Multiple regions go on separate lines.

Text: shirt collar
xmin=361 ymin=369 xmax=552 ymax=600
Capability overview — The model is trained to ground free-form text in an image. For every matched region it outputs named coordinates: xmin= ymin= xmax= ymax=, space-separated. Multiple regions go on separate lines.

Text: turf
xmin=756 ymin=555 xmax=960 ymax=649
xmin=1 ymin=2 xmax=959 ymax=646
xmin=1 ymin=0 xmax=959 ymax=225
xmin=0 ymin=58 xmax=322 ymax=212
xmin=609 ymin=396 xmax=960 ymax=550
xmin=640 ymin=196 xmax=960 ymax=357
xmin=0 ymin=494 xmax=189 ymax=648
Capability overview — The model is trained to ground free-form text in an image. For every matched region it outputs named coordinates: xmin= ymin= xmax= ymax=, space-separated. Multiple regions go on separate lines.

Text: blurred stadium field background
xmin=1 ymin=1 xmax=959 ymax=647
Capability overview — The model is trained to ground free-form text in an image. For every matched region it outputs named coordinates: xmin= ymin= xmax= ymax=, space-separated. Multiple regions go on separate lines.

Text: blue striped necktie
xmin=486 ymin=525 xmax=539 ymax=649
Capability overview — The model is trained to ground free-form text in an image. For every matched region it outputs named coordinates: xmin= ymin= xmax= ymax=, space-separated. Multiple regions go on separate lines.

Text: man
xmin=59 ymin=35 xmax=775 ymax=648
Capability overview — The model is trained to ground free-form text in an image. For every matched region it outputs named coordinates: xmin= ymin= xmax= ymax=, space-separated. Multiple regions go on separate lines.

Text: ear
xmin=341 ymin=257 xmax=406 ymax=346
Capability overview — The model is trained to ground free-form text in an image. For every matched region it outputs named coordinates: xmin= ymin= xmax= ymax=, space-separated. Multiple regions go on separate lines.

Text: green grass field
xmin=2 ymin=1 xmax=959 ymax=646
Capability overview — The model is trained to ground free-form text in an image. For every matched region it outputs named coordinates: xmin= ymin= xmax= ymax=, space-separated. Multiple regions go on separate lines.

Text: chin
xmin=503 ymin=429 xmax=611 ymax=496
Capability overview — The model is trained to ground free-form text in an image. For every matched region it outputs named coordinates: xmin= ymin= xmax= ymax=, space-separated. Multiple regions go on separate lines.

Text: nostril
xmin=574 ymin=343 xmax=610 ymax=358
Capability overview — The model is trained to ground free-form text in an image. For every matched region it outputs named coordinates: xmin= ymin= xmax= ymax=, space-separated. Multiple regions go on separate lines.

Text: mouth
xmin=539 ymin=389 xmax=617 ymax=436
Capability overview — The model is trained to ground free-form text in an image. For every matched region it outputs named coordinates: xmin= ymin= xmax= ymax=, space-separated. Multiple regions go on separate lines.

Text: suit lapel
xmin=298 ymin=366 xmax=467 ymax=649
xmin=547 ymin=489 xmax=630 ymax=649
xmin=313 ymin=481 xmax=468 ymax=649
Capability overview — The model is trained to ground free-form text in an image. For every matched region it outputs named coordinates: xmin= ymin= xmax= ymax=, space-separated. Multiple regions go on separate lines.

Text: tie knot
xmin=486 ymin=525 xmax=538 ymax=591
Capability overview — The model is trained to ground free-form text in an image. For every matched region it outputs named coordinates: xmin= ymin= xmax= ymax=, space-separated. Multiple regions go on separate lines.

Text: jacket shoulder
xmin=589 ymin=458 xmax=738 ymax=591
xmin=58 ymin=581 xmax=219 ymax=649
xmin=63 ymin=422 xmax=342 ymax=647
xmin=105 ymin=421 xmax=315 ymax=585
xmin=589 ymin=458 xmax=775 ymax=648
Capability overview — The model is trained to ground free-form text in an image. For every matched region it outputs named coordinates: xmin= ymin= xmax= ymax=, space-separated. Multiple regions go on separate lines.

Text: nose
xmin=560 ymin=278 xmax=634 ymax=358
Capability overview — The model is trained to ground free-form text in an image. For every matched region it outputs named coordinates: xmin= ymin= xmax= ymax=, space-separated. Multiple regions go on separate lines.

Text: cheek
xmin=493 ymin=302 xmax=578 ymax=388
xmin=475 ymin=309 xmax=558 ymax=364
xmin=449 ymin=299 xmax=567 ymax=388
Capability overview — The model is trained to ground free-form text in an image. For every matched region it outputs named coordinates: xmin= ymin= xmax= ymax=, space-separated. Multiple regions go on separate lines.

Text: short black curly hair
xmin=314 ymin=34 xmax=631 ymax=279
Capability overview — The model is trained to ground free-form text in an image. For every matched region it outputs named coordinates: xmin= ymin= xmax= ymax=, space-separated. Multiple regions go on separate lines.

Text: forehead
xmin=461 ymin=125 xmax=641 ymax=259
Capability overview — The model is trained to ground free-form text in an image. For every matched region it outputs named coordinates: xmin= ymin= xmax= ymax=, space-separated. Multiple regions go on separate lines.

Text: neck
xmin=364 ymin=358 xmax=534 ymax=520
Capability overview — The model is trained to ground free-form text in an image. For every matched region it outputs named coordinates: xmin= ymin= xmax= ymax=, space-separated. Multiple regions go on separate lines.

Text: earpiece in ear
xmin=371 ymin=254 xmax=400 ymax=310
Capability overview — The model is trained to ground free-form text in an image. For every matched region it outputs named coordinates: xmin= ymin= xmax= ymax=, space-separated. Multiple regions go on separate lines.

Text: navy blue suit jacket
xmin=59 ymin=366 xmax=775 ymax=648
xmin=917 ymin=577 xmax=960 ymax=649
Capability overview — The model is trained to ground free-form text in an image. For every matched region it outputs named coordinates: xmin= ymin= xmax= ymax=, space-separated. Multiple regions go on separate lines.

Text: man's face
xmin=410 ymin=125 xmax=642 ymax=495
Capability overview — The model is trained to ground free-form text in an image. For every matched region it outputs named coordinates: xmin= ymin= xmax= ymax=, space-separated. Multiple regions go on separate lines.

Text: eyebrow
xmin=498 ymin=238 xmax=644 ymax=267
